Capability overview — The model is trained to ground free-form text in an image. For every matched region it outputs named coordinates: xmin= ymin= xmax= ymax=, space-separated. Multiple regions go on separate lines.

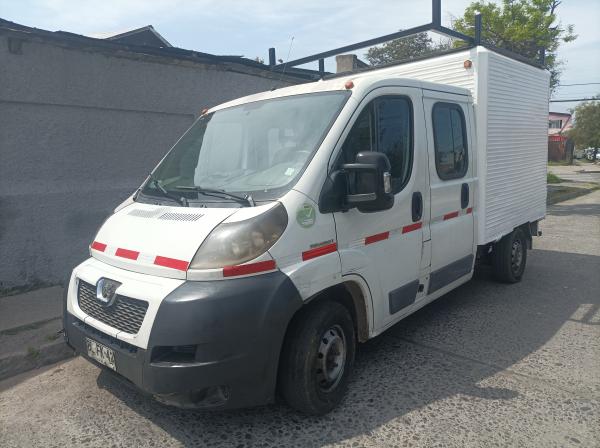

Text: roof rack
xmin=267 ymin=0 xmax=546 ymax=76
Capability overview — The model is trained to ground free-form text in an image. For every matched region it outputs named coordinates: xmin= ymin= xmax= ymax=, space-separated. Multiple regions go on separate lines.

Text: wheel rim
xmin=316 ymin=325 xmax=346 ymax=392
xmin=511 ymin=238 xmax=523 ymax=274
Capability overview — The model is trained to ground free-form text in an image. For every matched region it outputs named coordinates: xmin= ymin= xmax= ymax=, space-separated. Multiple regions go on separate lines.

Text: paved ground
xmin=1 ymin=191 xmax=599 ymax=448
xmin=548 ymin=162 xmax=600 ymax=184
xmin=0 ymin=286 xmax=62 ymax=333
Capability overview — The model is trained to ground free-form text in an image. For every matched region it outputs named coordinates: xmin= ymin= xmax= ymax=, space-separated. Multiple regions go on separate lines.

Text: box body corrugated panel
xmin=477 ymin=49 xmax=549 ymax=243
xmin=377 ymin=46 xmax=549 ymax=244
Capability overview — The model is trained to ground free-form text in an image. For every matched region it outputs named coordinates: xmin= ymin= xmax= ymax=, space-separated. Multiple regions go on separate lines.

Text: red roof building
xmin=548 ymin=112 xmax=573 ymax=142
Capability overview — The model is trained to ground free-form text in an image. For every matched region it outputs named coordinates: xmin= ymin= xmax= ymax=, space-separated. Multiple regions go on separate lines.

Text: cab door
xmin=331 ymin=87 xmax=430 ymax=331
xmin=422 ymin=90 xmax=475 ymax=294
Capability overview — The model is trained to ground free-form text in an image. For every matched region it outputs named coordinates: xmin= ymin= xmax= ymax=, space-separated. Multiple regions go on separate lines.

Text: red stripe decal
xmin=90 ymin=241 xmax=107 ymax=252
xmin=466 ymin=207 xmax=473 ymax=214
xmin=302 ymin=243 xmax=338 ymax=261
xmin=223 ymin=260 xmax=276 ymax=277
xmin=365 ymin=231 xmax=390 ymax=245
xmin=115 ymin=248 xmax=139 ymax=260
xmin=402 ymin=222 xmax=423 ymax=234
xmin=154 ymin=256 xmax=189 ymax=271
xmin=443 ymin=211 xmax=459 ymax=221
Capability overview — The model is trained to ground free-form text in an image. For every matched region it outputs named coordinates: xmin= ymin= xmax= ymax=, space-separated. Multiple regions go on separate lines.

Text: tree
xmin=365 ymin=1 xmax=575 ymax=91
xmin=568 ymin=99 xmax=600 ymax=159
xmin=365 ymin=32 xmax=451 ymax=66
xmin=452 ymin=0 xmax=576 ymax=91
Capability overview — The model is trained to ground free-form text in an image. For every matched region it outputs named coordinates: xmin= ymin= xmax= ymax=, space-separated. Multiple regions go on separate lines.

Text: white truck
xmin=64 ymin=44 xmax=549 ymax=414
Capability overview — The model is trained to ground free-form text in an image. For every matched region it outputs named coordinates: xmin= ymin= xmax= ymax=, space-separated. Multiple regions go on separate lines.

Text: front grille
xmin=77 ymin=280 xmax=148 ymax=334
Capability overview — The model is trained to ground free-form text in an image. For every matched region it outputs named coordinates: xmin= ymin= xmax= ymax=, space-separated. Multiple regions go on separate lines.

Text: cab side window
xmin=341 ymin=96 xmax=413 ymax=193
xmin=432 ymin=102 xmax=468 ymax=180
xmin=341 ymin=105 xmax=375 ymax=163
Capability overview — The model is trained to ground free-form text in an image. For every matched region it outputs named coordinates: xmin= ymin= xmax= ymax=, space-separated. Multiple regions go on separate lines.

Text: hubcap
xmin=511 ymin=239 xmax=523 ymax=274
xmin=316 ymin=325 xmax=347 ymax=392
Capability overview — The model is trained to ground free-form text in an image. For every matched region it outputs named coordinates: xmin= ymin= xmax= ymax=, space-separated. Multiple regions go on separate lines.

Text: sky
xmin=1 ymin=0 xmax=598 ymax=113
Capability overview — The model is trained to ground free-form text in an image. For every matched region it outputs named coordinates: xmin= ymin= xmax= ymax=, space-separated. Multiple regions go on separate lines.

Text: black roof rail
xmin=267 ymin=0 xmax=545 ymax=76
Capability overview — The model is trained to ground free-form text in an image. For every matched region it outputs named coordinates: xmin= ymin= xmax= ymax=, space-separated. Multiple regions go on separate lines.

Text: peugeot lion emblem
xmin=96 ymin=278 xmax=121 ymax=306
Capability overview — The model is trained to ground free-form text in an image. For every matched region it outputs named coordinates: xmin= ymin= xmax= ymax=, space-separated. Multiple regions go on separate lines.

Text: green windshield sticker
xmin=296 ymin=203 xmax=316 ymax=228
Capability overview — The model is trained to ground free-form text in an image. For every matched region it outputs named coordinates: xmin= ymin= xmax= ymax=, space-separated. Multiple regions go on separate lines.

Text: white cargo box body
xmin=371 ymin=46 xmax=550 ymax=245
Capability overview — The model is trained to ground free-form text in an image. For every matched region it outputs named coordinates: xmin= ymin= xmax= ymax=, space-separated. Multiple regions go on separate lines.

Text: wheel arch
xmin=283 ymin=276 xmax=373 ymax=345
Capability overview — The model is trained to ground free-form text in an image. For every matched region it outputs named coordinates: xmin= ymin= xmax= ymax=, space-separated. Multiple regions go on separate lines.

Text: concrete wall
xmin=0 ymin=33 xmax=296 ymax=292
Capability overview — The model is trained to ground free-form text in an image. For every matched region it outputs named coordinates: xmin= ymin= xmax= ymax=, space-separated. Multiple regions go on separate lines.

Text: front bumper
xmin=65 ymin=271 xmax=302 ymax=409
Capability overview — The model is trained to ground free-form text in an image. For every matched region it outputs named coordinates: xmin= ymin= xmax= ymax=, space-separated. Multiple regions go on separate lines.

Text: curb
xmin=0 ymin=317 xmax=61 ymax=337
xmin=0 ymin=334 xmax=75 ymax=382
xmin=547 ymin=185 xmax=600 ymax=205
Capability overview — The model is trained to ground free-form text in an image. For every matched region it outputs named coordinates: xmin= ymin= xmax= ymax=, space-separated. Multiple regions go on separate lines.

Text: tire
xmin=279 ymin=300 xmax=356 ymax=415
xmin=491 ymin=228 xmax=528 ymax=283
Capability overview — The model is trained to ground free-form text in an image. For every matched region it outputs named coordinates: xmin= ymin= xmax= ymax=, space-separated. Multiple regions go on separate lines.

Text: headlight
xmin=189 ymin=202 xmax=288 ymax=269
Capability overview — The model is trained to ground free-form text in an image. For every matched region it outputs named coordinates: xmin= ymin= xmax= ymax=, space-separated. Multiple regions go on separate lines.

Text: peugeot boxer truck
xmin=64 ymin=46 xmax=549 ymax=414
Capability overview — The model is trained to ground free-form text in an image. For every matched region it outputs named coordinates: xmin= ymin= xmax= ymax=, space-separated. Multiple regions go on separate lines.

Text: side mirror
xmin=344 ymin=151 xmax=394 ymax=212
xmin=319 ymin=151 xmax=394 ymax=214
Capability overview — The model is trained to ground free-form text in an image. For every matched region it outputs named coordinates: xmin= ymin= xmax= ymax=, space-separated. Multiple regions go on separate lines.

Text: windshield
xmin=140 ymin=91 xmax=350 ymax=204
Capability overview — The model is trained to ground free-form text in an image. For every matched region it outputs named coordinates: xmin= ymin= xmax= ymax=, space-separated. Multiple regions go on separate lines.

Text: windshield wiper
xmin=174 ymin=186 xmax=254 ymax=207
xmin=148 ymin=176 xmax=188 ymax=206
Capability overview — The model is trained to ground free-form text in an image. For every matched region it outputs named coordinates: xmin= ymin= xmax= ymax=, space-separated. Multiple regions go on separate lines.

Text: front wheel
xmin=279 ymin=300 xmax=356 ymax=415
xmin=491 ymin=228 xmax=528 ymax=283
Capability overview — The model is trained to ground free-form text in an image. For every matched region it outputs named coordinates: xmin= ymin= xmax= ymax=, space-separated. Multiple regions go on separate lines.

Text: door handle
xmin=461 ymin=183 xmax=469 ymax=209
xmin=412 ymin=191 xmax=423 ymax=222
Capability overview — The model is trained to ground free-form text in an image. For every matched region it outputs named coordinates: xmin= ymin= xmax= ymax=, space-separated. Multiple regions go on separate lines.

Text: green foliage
xmin=568 ymin=99 xmax=600 ymax=150
xmin=453 ymin=0 xmax=576 ymax=90
xmin=26 ymin=346 xmax=40 ymax=358
xmin=546 ymin=172 xmax=562 ymax=184
xmin=365 ymin=32 xmax=452 ymax=66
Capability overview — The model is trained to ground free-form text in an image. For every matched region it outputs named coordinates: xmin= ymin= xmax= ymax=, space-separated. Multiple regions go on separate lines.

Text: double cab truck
xmin=64 ymin=45 xmax=549 ymax=414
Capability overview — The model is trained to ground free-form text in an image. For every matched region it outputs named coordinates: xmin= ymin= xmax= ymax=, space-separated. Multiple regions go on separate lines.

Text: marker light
xmin=464 ymin=60 xmax=473 ymax=69
xmin=345 ymin=80 xmax=354 ymax=89
xmin=189 ymin=203 xmax=288 ymax=269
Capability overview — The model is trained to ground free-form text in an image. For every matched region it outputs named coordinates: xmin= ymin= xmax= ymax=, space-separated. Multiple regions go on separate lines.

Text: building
xmin=0 ymin=18 xmax=312 ymax=292
xmin=106 ymin=25 xmax=173 ymax=48
xmin=548 ymin=112 xmax=573 ymax=138
xmin=548 ymin=112 xmax=573 ymax=162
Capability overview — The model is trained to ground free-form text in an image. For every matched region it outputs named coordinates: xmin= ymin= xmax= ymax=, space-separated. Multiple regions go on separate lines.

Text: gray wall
xmin=0 ymin=34 xmax=296 ymax=292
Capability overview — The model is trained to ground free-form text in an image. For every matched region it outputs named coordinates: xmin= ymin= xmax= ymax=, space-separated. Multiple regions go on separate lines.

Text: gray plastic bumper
xmin=65 ymin=270 xmax=302 ymax=409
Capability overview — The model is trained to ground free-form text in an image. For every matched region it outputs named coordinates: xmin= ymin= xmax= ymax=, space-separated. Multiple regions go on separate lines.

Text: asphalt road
xmin=1 ymin=191 xmax=599 ymax=448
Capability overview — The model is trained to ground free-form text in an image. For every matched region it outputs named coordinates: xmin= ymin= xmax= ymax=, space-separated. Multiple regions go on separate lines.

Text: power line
xmin=552 ymin=96 xmax=598 ymax=100
xmin=557 ymin=82 xmax=600 ymax=87
xmin=549 ymin=98 xmax=599 ymax=102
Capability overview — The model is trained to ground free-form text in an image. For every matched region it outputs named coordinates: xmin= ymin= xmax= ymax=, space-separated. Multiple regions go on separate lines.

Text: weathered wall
xmin=0 ymin=34 xmax=296 ymax=292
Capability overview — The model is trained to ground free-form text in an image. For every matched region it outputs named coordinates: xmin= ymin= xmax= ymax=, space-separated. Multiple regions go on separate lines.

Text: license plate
xmin=86 ymin=338 xmax=116 ymax=371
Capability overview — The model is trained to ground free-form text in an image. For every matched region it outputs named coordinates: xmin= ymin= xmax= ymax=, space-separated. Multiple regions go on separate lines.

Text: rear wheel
xmin=492 ymin=228 xmax=528 ymax=283
xmin=279 ymin=300 xmax=355 ymax=415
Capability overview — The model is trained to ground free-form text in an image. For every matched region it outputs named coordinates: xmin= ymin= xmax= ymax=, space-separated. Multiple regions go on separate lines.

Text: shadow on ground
xmin=96 ymin=248 xmax=599 ymax=447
